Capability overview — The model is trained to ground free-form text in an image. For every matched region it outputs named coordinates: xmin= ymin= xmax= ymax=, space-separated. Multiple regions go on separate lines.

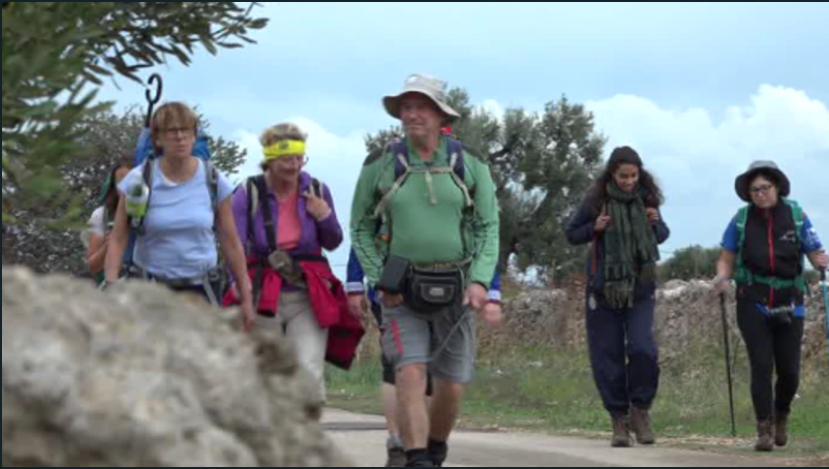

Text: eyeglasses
xmin=163 ymin=127 xmax=194 ymax=137
xmin=277 ymin=155 xmax=308 ymax=165
xmin=750 ymin=184 xmax=775 ymax=195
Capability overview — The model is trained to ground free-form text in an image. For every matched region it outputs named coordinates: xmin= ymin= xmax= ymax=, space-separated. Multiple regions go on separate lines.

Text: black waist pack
xmin=406 ymin=266 xmax=463 ymax=314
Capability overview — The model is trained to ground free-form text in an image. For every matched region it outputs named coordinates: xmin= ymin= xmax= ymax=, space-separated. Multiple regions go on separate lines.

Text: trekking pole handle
xmin=144 ymin=73 xmax=163 ymax=127
xmin=821 ymin=268 xmax=827 ymax=284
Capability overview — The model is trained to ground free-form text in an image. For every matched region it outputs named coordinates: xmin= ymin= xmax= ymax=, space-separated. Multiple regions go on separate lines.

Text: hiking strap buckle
xmin=266 ymin=250 xmax=307 ymax=288
xmin=372 ymin=151 xmax=472 ymax=218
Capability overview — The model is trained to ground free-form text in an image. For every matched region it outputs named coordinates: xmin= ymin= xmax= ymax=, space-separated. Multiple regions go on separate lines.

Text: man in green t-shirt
xmin=350 ymin=73 xmax=501 ymax=467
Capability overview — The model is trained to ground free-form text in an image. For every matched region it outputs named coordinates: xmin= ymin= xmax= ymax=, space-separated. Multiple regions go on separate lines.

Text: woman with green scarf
xmin=565 ymin=146 xmax=670 ymax=448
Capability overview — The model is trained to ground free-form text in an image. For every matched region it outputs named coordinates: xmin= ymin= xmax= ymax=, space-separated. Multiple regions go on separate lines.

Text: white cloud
xmin=229 ymin=85 xmax=829 ymax=274
xmin=477 ymin=99 xmax=505 ymax=122
xmin=586 ymin=85 xmax=829 ymax=254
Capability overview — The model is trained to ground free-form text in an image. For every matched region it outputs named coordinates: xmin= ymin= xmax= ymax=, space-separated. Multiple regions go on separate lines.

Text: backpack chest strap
xmin=372 ymin=152 xmax=473 ymax=218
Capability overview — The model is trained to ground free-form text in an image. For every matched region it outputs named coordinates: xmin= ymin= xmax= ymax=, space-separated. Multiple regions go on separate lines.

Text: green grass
xmin=326 ymin=347 xmax=829 ymax=461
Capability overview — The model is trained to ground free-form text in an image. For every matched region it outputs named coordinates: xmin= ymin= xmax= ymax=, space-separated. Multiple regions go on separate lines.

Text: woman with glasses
xmin=104 ymin=102 xmax=255 ymax=328
xmin=713 ymin=161 xmax=827 ymax=452
xmin=223 ymin=122 xmax=347 ymax=402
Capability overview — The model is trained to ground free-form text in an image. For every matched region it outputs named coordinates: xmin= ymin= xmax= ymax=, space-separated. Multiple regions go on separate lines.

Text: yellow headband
xmin=263 ymin=140 xmax=306 ymax=161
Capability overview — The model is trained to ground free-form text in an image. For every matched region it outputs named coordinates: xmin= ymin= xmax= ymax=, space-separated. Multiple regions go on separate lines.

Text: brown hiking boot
xmin=774 ymin=411 xmax=789 ymax=447
xmin=611 ymin=415 xmax=632 ymax=448
xmin=755 ymin=419 xmax=775 ymax=452
xmin=631 ymin=408 xmax=656 ymax=445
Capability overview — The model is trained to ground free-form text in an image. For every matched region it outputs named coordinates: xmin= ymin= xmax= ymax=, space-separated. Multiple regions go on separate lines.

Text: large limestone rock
xmin=2 ymin=266 xmax=350 ymax=467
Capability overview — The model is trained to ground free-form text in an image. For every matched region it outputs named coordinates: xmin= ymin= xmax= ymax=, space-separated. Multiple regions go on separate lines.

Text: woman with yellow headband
xmin=224 ymin=122 xmax=359 ymax=404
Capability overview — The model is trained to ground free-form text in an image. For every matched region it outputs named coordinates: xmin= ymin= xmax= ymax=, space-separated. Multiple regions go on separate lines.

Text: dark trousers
xmin=586 ymin=294 xmax=660 ymax=417
xmin=736 ymin=300 xmax=804 ymax=421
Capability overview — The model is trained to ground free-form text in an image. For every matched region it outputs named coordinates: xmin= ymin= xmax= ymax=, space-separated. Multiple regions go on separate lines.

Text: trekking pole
xmin=719 ymin=292 xmax=737 ymax=437
xmin=820 ymin=268 xmax=828 ymax=364
xmin=144 ymin=73 xmax=163 ymax=127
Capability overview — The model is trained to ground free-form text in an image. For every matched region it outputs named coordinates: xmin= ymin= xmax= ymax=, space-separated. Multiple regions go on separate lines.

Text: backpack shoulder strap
xmin=373 ymin=140 xmax=413 ymax=219
xmin=783 ymin=199 xmax=804 ymax=242
xmin=245 ymin=176 xmax=258 ymax=247
xmin=733 ymin=205 xmax=751 ymax=282
xmin=391 ymin=139 xmax=409 ymax=181
xmin=247 ymin=176 xmax=259 ymax=221
xmin=203 ymin=160 xmax=219 ymax=233
xmin=786 ymin=200 xmax=806 ymax=292
xmin=249 ymin=175 xmax=276 ymax=253
xmin=203 ymin=160 xmax=219 ymax=211
xmin=142 ymin=158 xmax=153 ymax=186
xmin=448 ymin=138 xmax=465 ymax=181
xmin=736 ymin=205 xmax=749 ymax=248
xmin=447 ymin=138 xmax=473 ymax=209
xmin=311 ymin=177 xmax=323 ymax=199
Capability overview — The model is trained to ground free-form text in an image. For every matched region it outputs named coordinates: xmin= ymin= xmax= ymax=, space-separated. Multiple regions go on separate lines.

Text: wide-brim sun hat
xmin=383 ymin=73 xmax=461 ymax=124
xmin=734 ymin=160 xmax=791 ymax=203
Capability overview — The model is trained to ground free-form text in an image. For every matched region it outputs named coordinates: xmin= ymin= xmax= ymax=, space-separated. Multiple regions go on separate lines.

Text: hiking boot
xmin=630 ymin=408 xmax=656 ymax=445
xmin=405 ymin=449 xmax=434 ymax=467
xmin=385 ymin=447 xmax=406 ymax=467
xmin=427 ymin=438 xmax=448 ymax=467
xmin=755 ymin=419 xmax=775 ymax=452
xmin=611 ymin=415 xmax=633 ymax=448
xmin=404 ymin=459 xmax=434 ymax=467
xmin=774 ymin=411 xmax=789 ymax=447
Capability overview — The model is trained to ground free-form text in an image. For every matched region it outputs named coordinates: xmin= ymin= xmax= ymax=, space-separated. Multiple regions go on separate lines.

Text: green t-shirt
xmin=350 ymin=136 xmax=499 ymax=286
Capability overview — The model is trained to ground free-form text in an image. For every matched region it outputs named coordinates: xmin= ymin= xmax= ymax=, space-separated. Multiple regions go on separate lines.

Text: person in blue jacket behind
xmin=346 ymin=248 xmax=502 ymax=467
xmin=565 ymin=146 xmax=670 ymax=449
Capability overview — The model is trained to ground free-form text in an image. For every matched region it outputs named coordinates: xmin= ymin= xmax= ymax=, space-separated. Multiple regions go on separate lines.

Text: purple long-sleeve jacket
xmin=232 ymin=172 xmax=343 ymax=260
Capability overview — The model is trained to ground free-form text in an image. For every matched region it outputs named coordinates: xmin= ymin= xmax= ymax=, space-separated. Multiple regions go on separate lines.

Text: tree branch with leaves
xmin=2 ymin=2 xmax=268 ymax=225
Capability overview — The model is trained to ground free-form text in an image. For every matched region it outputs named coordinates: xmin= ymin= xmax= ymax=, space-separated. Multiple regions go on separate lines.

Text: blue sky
xmin=98 ymin=2 xmax=829 ymax=273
